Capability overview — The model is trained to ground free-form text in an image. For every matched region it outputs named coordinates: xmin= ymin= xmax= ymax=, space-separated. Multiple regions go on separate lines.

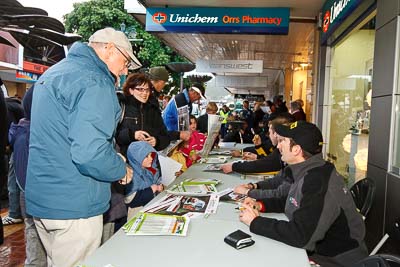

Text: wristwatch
xmin=247 ymin=183 xmax=255 ymax=190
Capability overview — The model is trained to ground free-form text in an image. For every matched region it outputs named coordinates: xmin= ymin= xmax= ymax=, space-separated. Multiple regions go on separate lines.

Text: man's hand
xmin=179 ymin=131 xmax=191 ymax=141
xmin=119 ymin=165 xmax=133 ymax=185
xmin=231 ymin=150 xmax=242 ymax=157
xmin=242 ymin=197 xmax=261 ymax=210
xmin=242 ymin=152 xmax=257 ymax=160
xmin=234 ymin=184 xmax=251 ymax=195
xmin=220 ymin=162 xmax=233 ymax=174
xmin=239 ymin=203 xmax=259 ymax=226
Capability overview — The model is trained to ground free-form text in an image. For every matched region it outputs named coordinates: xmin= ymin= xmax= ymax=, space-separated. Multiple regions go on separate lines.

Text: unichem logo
xmin=170 ymin=13 xmax=218 ymax=23
xmin=152 ymin=12 xmax=167 ymax=24
xmin=323 ymin=0 xmax=351 ymax=33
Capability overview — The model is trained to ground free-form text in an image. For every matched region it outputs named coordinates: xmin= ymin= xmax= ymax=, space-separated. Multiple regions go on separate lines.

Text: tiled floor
xmin=0 ymin=207 xmax=25 ymax=267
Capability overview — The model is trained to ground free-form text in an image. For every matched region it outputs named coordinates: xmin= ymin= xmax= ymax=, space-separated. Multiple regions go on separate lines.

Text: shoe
xmin=2 ymin=216 xmax=23 ymax=225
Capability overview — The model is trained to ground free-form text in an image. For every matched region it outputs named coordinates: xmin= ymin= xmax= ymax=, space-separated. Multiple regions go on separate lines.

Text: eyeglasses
xmin=115 ymin=46 xmax=132 ymax=69
xmin=134 ymin=87 xmax=151 ymax=93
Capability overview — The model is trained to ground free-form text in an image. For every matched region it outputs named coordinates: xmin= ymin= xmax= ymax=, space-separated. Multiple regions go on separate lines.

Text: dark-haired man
xmin=240 ymin=121 xmax=367 ymax=267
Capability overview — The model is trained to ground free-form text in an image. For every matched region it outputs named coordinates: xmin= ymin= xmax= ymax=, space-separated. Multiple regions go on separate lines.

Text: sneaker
xmin=2 ymin=216 xmax=23 ymax=225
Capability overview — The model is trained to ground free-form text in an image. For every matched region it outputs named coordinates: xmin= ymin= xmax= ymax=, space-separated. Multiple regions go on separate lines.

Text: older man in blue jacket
xmin=26 ymin=28 xmax=139 ymax=267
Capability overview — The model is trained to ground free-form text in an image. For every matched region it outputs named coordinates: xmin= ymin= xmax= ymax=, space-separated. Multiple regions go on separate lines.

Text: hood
xmin=22 ymin=85 xmax=34 ymax=120
xmin=68 ymin=42 xmax=115 ymax=86
xmin=126 ymin=141 xmax=161 ymax=194
xmin=8 ymin=119 xmax=30 ymax=147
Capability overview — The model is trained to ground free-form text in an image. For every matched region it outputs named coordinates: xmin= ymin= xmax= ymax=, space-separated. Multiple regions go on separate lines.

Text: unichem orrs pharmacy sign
xmin=146 ymin=7 xmax=289 ymax=34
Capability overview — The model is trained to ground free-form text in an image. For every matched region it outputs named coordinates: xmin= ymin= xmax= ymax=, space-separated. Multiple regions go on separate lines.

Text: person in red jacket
xmin=179 ymin=115 xmax=206 ymax=167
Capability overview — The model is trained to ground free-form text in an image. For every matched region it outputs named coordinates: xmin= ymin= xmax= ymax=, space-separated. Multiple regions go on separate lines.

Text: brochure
xmin=208 ymin=150 xmax=232 ymax=156
xmin=167 ymin=178 xmax=220 ymax=196
xmin=123 ymin=212 xmax=189 ymax=236
xmin=203 ymin=164 xmax=223 ymax=172
xmin=200 ymin=156 xmax=230 ymax=164
xmin=141 ymin=193 xmax=219 ymax=216
xmin=219 ymin=189 xmax=247 ymax=204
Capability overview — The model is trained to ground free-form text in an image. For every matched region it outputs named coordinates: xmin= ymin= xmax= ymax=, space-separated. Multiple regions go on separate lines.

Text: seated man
xmin=239 ymin=121 xmax=367 ymax=267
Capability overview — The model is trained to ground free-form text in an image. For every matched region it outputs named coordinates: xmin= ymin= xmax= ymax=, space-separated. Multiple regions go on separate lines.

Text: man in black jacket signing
xmin=239 ymin=121 xmax=367 ymax=267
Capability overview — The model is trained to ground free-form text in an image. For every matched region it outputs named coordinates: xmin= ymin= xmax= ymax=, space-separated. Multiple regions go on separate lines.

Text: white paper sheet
xmin=158 ymin=154 xmax=182 ymax=186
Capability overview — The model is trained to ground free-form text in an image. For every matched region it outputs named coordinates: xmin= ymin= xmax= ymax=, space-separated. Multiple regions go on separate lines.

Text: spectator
xmin=219 ymin=104 xmax=230 ymax=138
xmin=291 ymin=100 xmax=306 ymax=121
xmin=162 ymin=95 xmax=171 ymax=110
xmin=273 ymin=95 xmax=288 ymax=114
xmin=147 ymin=66 xmax=190 ymax=144
xmin=9 ymin=85 xmax=47 ymax=266
xmin=2 ymin=94 xmax=24 ymax=225
xmin=117 ymin=73 xmax=170 ymax=154
xmin=163 ymin=83 xmax=206 ymax=131
xmin=25 ymin=28 xmax=135 ymax=266
xmin=125 ymin=141 xmax=164 ymax=219
xmin=179 ymin=115 xmax=206 ymax=167
xmin=253 ymin=103 xmax=265 ymax=131
xmin=197 ymin=102 xmax=218 ymax=134
xmin=223 ymin=120 xmax=254 ymax=144
xmin=147 ymin=66 xmax=169 ymax=110
xmin=239 ymin=100 xmax=254 ymax=128
xmin=0 ymin=82 xmax=7 ymax=245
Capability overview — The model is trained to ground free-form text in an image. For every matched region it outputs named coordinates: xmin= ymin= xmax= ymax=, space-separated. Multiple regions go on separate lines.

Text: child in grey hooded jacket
xmin=125 ymin=141 xmax=164 ymax=211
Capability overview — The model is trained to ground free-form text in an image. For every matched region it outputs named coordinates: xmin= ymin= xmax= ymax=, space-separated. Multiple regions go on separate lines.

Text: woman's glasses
xmin=134 ymin=87 xmax=150 ymax=93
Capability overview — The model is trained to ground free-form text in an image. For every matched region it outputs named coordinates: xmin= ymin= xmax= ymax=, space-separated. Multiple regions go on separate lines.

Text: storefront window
xmin=327 ymin=18 xmax=375 ymax=185
xmin=392 ymin=83 xmax=400 ymax=174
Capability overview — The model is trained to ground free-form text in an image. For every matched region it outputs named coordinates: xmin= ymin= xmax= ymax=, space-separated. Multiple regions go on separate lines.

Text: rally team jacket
xmin=250 ymin=154 xmax=367 ymax=267
xmin=232 ymin=147 xmax=283 ymax=174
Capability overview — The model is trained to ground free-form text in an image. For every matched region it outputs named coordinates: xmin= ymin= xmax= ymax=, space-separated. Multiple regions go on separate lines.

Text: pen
xmin=235 ymin=205 xmax=257 ymax=211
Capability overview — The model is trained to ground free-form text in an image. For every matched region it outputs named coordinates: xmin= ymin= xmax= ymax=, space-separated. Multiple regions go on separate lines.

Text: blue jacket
xmin=162 ymin=90 xmax=190 ymax=131
xmin=9 ymin=119 xmax=30 ymax=191
xmin=26 ymin=42 xmax=126 ymax=219
xmin=126 ymin=141 xmax=161 ymax=195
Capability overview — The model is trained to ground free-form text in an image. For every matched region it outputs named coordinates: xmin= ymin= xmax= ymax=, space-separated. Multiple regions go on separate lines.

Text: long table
xmin=82 ymin=154 xmax=310 ymax=267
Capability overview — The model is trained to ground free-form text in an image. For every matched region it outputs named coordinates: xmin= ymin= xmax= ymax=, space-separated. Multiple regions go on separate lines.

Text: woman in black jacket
xmin=117 ymin=73 xmax=170 ymax=156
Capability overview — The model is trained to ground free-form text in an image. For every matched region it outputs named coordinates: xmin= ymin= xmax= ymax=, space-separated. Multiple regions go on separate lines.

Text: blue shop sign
xmin=146 ymin=7 xmax=289 ymax=34
xmin=321 ymin=0 xmax=363 ymax=42
xmin=16 ymin=70 xmax=39 ymax=83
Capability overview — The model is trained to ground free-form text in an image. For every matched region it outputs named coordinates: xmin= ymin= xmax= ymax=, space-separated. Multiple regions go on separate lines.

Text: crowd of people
xmin=0 ymin=27 xmax=369 ymax=267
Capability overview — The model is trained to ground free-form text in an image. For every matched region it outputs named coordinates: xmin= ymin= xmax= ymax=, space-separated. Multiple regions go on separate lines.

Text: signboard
xmin=23 ymin=61 xmax=49 ymax=74
xmin=16 ymin=71 xmax=39 ymax=83
xmin=235 ymin=94 xmax=265 ymax=102
xmin=197 ymin=60 xmax=263 ymax=73
xmin=0 ymin=31 xmax=19 ymax=66
xmin=146 ymin=7 xmax=289 ymax=34
xmin=321 ymin=0 xmax=363 ymax=42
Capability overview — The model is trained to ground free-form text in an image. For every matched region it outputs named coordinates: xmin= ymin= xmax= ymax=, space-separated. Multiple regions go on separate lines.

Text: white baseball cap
xmin=89 ymin=27 xmax=142 ymax=69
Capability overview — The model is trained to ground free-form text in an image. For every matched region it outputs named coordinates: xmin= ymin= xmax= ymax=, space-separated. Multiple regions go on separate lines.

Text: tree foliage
xmin=64 ymin=0 xmax=189 ymax=94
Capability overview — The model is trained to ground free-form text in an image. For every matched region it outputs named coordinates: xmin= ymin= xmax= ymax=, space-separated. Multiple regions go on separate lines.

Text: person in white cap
xmin=25 ymin=27 xmax=139 ymax=267
xmin=162 ymin=82 xmax=206 ymax=132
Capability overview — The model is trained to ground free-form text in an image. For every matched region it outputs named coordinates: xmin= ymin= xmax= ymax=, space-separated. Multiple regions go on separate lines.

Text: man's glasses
xmin=134 ymin=87 xmax=150 ymax=93
xmin=115 ymin=46 xmax=132 ymax=69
